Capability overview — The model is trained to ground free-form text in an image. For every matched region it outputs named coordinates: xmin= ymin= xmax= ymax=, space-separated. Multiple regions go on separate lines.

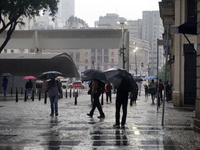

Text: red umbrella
xmin=23 ymin=76 xmax=37 ymax=80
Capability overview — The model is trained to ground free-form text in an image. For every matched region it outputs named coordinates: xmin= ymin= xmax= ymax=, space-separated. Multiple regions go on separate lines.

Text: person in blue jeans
xmin=46 ymin=78 xmax=62 ymax=117
xmin=25 ymin=79 xmax=33 ymax=99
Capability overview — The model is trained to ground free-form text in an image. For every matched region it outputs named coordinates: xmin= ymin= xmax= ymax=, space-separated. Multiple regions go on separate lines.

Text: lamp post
xmin=118 ymin=21 xmax=127 ymax=69
xmin=133 ymin=47 xmax=138 ymax=77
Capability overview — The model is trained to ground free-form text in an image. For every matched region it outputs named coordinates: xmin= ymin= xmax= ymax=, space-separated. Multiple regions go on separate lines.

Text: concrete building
xmin=95 ymin=13 xmax=121 ymax=28
xmin=159 ymin=0 xmax=199 ymax=132
xmin=126 ymin=20 xmax=142 ymax=39
xmin=95 ymin=13 xmax=150 ymax=75
xmin=142 ymin=11 xmax=164 ymax=76
xmin=57 ymin=0 xmax=75 ymax=21
xmin=67 ymin=16 xmax=88 ymax=29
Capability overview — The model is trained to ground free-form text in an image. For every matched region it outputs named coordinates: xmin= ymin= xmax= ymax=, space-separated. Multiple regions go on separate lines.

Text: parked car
xmin=73 ymin=81 xmax=85 ymax=89
xmin=67 ymin=81 xmax=85 ymax=89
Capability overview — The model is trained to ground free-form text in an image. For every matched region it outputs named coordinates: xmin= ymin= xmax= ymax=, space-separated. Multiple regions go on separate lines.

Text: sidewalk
xmin=0 ymin=89 xmax=200 ymax=150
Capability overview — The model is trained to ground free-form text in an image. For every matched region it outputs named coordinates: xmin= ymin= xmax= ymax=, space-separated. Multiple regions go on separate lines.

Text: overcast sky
xmin=75 ymin=0 xmax=161 ymax=27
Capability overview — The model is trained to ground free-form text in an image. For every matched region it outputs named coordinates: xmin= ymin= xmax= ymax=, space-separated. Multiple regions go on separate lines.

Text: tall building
xmin=57 ymin=0 xmax=75 ymax=21
xmin=95 ymin=13 xmax=120 ymax=28
xmin=142 ymin=11 xmax=164 ymax=76
xmin=126 ymin=19 xmax=142 ymax=39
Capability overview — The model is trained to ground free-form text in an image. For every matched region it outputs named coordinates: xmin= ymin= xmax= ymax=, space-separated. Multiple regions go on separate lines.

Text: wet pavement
xmin=0 ymin=89 xmax=200 ymax=150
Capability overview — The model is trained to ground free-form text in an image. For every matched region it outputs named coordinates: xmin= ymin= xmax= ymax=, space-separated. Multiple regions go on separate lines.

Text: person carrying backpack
xmin=148 ymin=79 xmax=157 ymax=104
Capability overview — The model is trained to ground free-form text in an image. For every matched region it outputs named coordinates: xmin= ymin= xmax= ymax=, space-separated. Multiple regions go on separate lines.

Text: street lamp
xmin=117 ymin=21 xmax=127 ymax=69
xmin=133 ymin=47 xmax=138 ymax=77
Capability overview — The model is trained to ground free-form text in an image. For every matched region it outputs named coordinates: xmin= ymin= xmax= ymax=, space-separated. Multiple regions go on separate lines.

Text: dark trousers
xmin=90 ymin=93 xmax=104 ymax=116
xmin=159 ymin=90 xmax=163 ymax=100
xmin=115 ymin=91 xmax=128 ymax=125
xmin=106 ymin=91 xmax=112 ymax=102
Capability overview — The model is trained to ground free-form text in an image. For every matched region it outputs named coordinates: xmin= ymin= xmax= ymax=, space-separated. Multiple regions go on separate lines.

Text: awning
xmin=178 ymin=18 xmax=197 ymax=35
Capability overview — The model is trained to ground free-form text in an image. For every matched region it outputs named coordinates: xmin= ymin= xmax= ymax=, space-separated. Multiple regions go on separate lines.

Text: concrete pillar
xmin=194 ymin=0 xmax=200 ymax=134
xmin=172 ymin=0 xmax=185 ymax=106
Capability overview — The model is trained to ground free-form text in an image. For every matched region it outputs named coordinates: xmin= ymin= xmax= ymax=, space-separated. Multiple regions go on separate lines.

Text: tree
xmin=0 ymin=0 xmax=59 ymax=53
xmin=158 ymin=64 xmax=170 ymax=82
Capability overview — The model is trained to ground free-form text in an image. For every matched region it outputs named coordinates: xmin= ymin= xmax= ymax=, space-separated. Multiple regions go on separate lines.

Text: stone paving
xmin=0 ymin=89 xmax=200 ymax=150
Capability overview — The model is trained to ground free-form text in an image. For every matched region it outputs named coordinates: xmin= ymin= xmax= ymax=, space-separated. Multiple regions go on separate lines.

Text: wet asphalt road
xmin=0 ymin=89 xmax=200 ymax=150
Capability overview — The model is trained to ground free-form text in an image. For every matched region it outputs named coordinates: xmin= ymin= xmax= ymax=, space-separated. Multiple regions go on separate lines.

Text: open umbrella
xmin=143 ymin=76 xmax=157 ymax=80
xmin=23 ymin=76 xmax=37 ymax=80
xmin=104 ymin=67 xmax=136 ymax=92
xmin=38 ymin=71 xmax=63 ymax=80
xmin=2 ymin=73 xmax=12 ymax=77
xmin=81 ymin=69 xmax=106 ymax=82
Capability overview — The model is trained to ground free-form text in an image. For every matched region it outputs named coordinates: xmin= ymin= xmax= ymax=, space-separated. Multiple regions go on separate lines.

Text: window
xmin=104 ymin=49 xmax=108 ymax=55
xmin=76 ymin=52 xmax=80 ymax=62
xmin=85 ymin=52 xmax=88 ymax=57
xmin=187 ymin=0 xmax=197 ymax=20
xmin=69 ymin=52 xmax=73 ymax=59
xmin=85 ymin=59 xmax=88 ymax=63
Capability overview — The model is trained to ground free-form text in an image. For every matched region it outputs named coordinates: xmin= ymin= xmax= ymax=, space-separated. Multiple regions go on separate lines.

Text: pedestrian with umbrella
xmin=38 ymin=71 xmax=63 ymax=117
xmin=2 ymin=77 xmax=8 ymax=96
xmin=1 ymin=73 xmax=12 ymax=96
xmin=81 ymin=69 xmax=106 ymax=119
xmin=104 ymin=67 xmax=137 ymax=128
xmin=23 ymin=76 xmax=36 ymax=99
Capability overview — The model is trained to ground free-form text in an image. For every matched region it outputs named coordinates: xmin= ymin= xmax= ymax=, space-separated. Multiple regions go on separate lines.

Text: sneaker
xmin=87 ymin=113 xmax=93 ymax=117
xmin=50 ymin=113 xmax=54 ymax=117
xmin=121 ymin=125 xmax=125 ymax=129
xmin=97 ymin=115 xmax=105 ymax=119
xmin=113 ymin=124 xmax=120 ymax=128
xmin=55 ymin=112 xmax=58 ymax=116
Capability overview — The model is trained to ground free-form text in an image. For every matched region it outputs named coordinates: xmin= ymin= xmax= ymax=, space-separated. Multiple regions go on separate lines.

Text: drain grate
xmin=165 ymin=123 xmax=191 ymax=127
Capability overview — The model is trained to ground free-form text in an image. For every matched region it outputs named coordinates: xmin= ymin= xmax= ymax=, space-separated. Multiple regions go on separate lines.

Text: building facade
xmin=159 ymin=0 xmax=200 ymax=132
xmin=142 ymin=11 xmax=164 ymax=76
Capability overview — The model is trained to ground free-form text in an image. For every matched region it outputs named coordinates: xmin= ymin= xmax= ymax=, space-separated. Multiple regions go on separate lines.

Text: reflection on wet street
xmin=0 ymin=90 xmax=200 ymax=149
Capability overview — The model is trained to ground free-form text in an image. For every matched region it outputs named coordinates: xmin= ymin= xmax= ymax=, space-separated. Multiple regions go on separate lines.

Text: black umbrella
xmin=38 ymin=71 xmax=63 ymax=80
xmin=133 ymin=77 xmax=143 ymax=82
xmin=81 ymin=69 xmax=106 ymax=82
xmin=104 ymin=68 xmax=136 ymax=92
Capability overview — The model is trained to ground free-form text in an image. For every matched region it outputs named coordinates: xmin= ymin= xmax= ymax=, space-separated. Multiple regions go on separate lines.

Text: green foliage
xmin=0 ymin=0 xmax=59 ymax=53
xmin=0 ymin=0 xmax=59 ymax=19
xmin=158 ymin=64 xmax=170 ymax=82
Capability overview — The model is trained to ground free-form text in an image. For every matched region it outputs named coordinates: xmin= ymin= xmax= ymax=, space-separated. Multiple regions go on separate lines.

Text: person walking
xmin=158 ymin=79 xmax=164 ymax=102
xmin=46 ymin=78 xmax=62 ymax=117
xmin=144 ymin=83 xmax=149 ymax=98
xmin=2 ymin=77 xmax=8 ymax=96
xmin=87 ymin=81 xmax=93 ymax=105
xmin=87 ymin=79 xmax=105 ymax=119
xmin=130 ymin=83 xmax=138 ymax=105
xmin=105 ymin=82 xmax=112 ymax=103
xmin=113 ymin=77 xmax=136 ymax=128
xmin=166 ymin=80 xmax=172 ymax=101
xmin=25 ymin=79 xmax=33 ymax=99
xmin=148 ymin=79 xmax=157 ymax=104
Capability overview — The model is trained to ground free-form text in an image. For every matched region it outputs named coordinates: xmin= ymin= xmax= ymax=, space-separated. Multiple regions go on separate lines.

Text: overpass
xmin=0 ymin=29 xmax=129 ymax=70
